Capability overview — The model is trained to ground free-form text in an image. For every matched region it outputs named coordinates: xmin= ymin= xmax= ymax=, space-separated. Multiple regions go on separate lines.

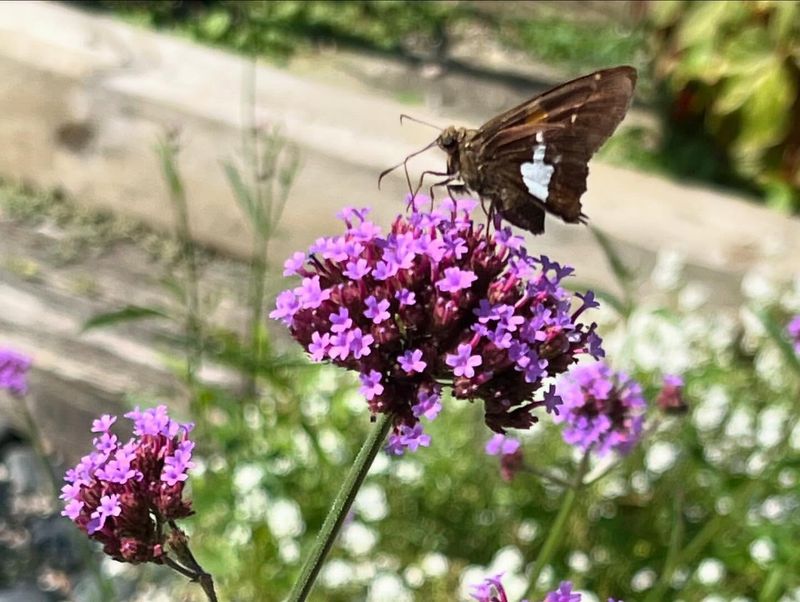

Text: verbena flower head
xmin=271 ymin=198 xmax=604 ymax=453
xmin=0 ymin=347 xmax=32 ymax=396
xmin=656 ymin=373 xmax=687 ymax=414
xmin=61 ymin=405 xmax=195 ymax=563
xmin=788 ymin=315 xmax=800 ymax=355
xmin=554 ymin=362 xmax=645 ymax=456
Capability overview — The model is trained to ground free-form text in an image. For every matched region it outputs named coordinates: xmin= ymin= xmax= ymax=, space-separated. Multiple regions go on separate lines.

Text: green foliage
xmin=498 ymin=11 xmax=646 ymax=76
xmin=648 ymin=0 xmax=800 ymax=211
xmin=85 ymin=0 xmax=466 ymax=61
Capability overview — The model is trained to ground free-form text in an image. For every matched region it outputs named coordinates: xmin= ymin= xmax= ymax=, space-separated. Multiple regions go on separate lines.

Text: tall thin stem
xmin=525 ymin=451 xmax=591 ymax=598
xmin=159 ymin=137 xmax=202 ymax=387
xmin=287 ymin=413 xmax=392 ymax=602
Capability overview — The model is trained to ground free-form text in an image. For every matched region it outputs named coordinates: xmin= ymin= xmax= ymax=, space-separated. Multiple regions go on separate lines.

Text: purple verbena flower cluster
xmin=788 ymin=315 xmax=800 ymax=355
xmin=0 ymin=347 xmax=32 ymax=396
xmin=61 ymin=406 xmax=195 ymax=563
xmin=554 ymin=362 xmax=645 ymax=456
xmin=471 ymin=576 xmax=622 ymax=602
xmin=271 ymin=197 xmax=604 ymax=453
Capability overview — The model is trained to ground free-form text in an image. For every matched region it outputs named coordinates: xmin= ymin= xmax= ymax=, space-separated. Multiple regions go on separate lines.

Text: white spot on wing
xmin=520 ymin=143 xmax=554 ymax=202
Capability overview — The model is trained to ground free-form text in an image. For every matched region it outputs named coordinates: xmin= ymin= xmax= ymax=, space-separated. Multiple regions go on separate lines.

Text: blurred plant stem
xmin=525 ymin=450 xmax=591 ymax=598
xmin=159 ymin=135 xmax=203 ymax=389
xmin=14 ymin=394 xmax=117 ymax=601
xmin=287 ymin=413 xmax=392 ymax=602
xmin=227 ymin=58 xmax=299 ymax=399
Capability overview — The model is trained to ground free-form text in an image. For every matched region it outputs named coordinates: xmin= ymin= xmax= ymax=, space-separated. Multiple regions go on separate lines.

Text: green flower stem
xmin=525 ymin=451 xmax=591 ymax=598
xmin=287 ymin=412 xmax=392 ymax=602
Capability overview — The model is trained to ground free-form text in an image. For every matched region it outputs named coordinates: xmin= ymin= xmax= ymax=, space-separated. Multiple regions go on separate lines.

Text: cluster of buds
xmin=271 ymin=197 xmax=604 ymax=452
xmin=0 ymin=347 xmax=31 ymax=396
xmin=61 ymin=406 xmax=195 ymax=563
xmin=554 ymin=362 xmax=645 ymax=456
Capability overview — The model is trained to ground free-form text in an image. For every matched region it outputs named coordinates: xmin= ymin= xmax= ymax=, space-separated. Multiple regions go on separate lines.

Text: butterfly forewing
xmin=468 ymin=66 xmax=637 ymax=233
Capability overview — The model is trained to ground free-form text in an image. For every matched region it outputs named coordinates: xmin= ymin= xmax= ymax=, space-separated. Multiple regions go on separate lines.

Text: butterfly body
xmin=433 ymin=67 xmax=637 ymax=234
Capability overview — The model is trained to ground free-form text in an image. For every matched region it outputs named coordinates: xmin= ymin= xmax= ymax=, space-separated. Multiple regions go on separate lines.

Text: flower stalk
xmin=525 ymin=450 xmax=591 ymax=598
xmin=287 ymin=412 xmax=392 ymax=602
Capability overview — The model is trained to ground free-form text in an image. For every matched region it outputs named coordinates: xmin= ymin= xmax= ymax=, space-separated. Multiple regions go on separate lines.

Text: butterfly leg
xmin=428 ymin=177 xmax=457 ymax=204
xmin=413 ymin=170 xmax=453 ymax=199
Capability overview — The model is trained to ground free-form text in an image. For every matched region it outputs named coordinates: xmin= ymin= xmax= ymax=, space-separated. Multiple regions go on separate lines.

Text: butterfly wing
xmin=474 ymin=66 xmax=637 ymax=232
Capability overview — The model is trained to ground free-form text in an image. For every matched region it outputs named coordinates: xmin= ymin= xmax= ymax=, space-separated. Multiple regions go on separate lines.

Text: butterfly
xmin=382 ymin=66 xmax=637 ymax=235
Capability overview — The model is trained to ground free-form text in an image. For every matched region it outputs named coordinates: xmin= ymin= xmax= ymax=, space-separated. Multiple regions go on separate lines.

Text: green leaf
xmin=734 ymin=62 xmax=795 ymax=157
xmin=223 ymin=160 xmax=266 ymax=234
xmin=199 ymin=10 xmax=232 ymax=40
xmin=588 ymin=226 xmax=636 ymax=289
xmin=769 ymin=1 xmax=799 ymax=44
xmin=81 ymin=306 xmax=170 ymax=332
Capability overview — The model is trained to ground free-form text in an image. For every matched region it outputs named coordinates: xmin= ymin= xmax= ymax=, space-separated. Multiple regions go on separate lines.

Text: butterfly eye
xmin=438 ymin=131 xmax=455 ymax=149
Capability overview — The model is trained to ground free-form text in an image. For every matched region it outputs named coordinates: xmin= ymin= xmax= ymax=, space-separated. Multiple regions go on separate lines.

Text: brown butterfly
xmin=381 ymin=66 xmax=637 ymax=234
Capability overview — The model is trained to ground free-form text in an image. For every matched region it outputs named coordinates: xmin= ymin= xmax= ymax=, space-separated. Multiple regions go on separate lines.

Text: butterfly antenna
xmin=377 ymin=139 xmax=439 ymax=191
xmin=399 ymin=114 xmax=442 ymax=131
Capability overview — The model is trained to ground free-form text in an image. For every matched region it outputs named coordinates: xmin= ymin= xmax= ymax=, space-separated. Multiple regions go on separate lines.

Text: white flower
xmin=367 ymin=572 xmax=412 ymax=602
xmin=693 ymin=386 xmax=730 ymax=431
xmin=421 ymin=552 xmax=449 ymax=578
xmin=354 ymin=482 xmax=388 ymax=522
xmin=696 ymin=558 xmax=725 ymax=585
xmin=646 ymin=441 xmax=679 ymax=474
xmin=266 ymin=498 xmax=304 ymax=539
xmin=341 ymin=521 xmax=378 ymax=556
xmin=750 ymin=537 xmax=775 ymax=565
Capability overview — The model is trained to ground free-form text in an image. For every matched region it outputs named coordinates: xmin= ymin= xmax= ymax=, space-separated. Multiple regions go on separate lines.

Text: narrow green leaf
xmin=223 ymin=160 xmax=263 ymax=232
xmin=81 ymin=306 xmax=170 ymax=332
xmin=565 ymin=280 xmax=629 ymax=317
xmin=588 ymin=226 xmax=635 ymax=289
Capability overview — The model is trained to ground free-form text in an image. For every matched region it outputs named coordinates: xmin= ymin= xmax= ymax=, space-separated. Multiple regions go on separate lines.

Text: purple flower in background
xmin=656 ymin=373 xmax=688 ymax=415
xmin=271 ymin=197 xmax=604 ymax=454
xmin=544 ymin=582 xmax=581 ymax=602
xmin=788 ymin=315 xmax=800 ymax=355
xmin=471 ymin=575 xmax=622 ymax=602
xmin=0 ymin=347 xmax=32 ymax=396
xmin=471 ymin=573 xmax=518 ymax=602
xmin=485 ymin=433 xmax=520 ymax=456
xmin=544 ymin=581 xmax=623 ymax=602
xmin=61 ymin=405 xmax=194 ymax=563
xmin=485 ymin=434 xmax=524 ymax=481
xmin=555 ymin=362 xmax=646 ymax=456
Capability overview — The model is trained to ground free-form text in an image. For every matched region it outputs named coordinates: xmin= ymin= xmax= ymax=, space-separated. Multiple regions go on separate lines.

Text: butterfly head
xmin=436 ymin=126 xmax=463 ymax=154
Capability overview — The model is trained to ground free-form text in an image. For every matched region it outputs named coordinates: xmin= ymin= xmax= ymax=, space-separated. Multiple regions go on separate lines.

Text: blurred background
xmin=0 ymin=1 xmax=799 ymax=601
